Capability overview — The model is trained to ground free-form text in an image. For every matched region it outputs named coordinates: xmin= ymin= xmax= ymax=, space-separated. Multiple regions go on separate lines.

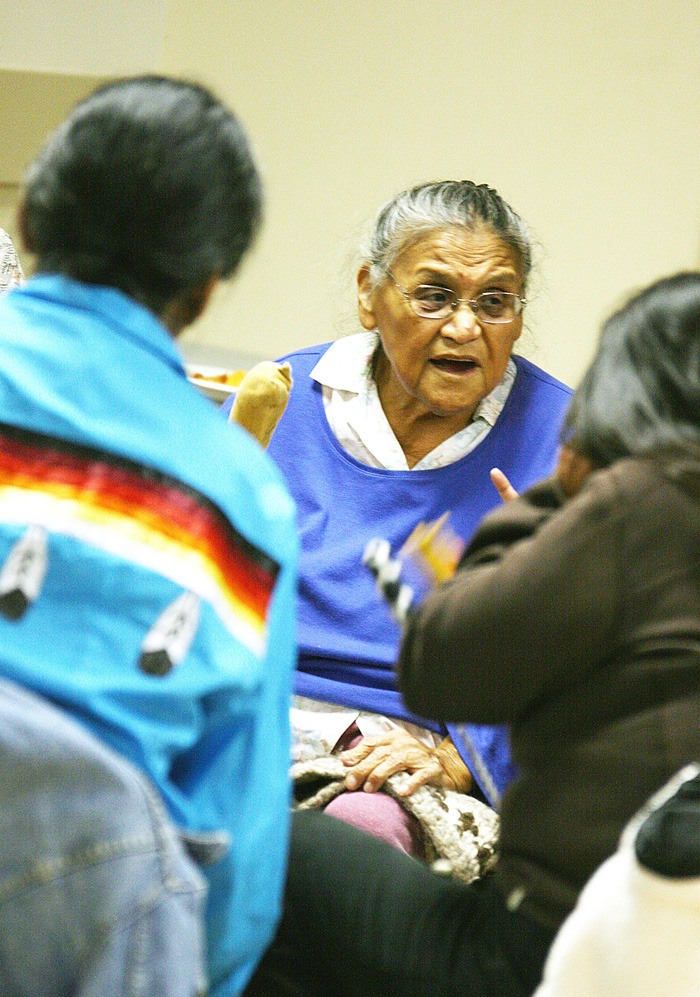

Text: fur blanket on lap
xmin=291 ymin=754 xmax=500 ymax=883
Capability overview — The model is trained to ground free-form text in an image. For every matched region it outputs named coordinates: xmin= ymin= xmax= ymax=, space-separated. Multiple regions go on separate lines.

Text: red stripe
xmin=0 ymin=436 xmax=276 ymax=619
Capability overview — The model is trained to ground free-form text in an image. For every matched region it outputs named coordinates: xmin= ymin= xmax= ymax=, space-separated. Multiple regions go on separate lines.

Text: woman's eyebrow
xmin=412 ymin=268 xmax=458 ymax=285
xmin=413 ymin=266 xmax=520 ymax=286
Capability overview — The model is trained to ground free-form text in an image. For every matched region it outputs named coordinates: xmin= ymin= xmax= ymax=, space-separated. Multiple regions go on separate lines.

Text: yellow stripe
xmin=0 ymin=486 xmax=267 ymax=655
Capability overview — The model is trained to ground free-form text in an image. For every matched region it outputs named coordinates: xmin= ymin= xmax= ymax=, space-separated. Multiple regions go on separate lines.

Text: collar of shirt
xmin=310 ymin=331 xmax=516 ymax=471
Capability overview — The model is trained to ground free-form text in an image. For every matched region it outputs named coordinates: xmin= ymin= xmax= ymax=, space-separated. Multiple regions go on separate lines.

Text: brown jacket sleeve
xmin=398 ymin=471 xmax=624 ymax=724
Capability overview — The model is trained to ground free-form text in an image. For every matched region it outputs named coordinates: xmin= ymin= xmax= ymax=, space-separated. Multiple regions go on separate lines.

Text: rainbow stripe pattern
xmin=0 ymin=424 xmax=279 ymax=657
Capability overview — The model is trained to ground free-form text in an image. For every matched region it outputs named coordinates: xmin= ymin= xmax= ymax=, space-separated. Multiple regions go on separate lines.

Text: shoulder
xmin=161 ymin=385 xmax=299 ymax=570
xmin=600 ymin=454 xmax=700 ymax=509
xmin=276 ymin=341 xmax=334 ymax=367
xmin=165 ymin=379 xmax=300 ymax=555
xmin=556 ymin=457 xmax=694 ymax=540
xmin=512 ymin=355 xmax=573 ymax=400
xmin=218 ymin=342 xmax=333 ymax=420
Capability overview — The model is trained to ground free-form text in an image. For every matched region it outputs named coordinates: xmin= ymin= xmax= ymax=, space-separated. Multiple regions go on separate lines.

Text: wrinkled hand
xmin=341 ymin=729 xmax=472 ymax=797
xmin=490 ymin=467 xmax=519 ymax=503
xmin=229 ymin=361 xmax=292 ymax=448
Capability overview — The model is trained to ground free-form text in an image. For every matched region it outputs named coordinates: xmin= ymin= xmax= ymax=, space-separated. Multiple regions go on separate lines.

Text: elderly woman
xmin=225 ymin=181 xmax=571 ymax=857
xmin=244 ymin=271 xmax=700 ymax=997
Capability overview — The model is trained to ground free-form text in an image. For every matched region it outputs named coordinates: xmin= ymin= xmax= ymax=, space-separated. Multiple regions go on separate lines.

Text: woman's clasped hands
xmin=341 ymin=727 xmax=472 ymax=796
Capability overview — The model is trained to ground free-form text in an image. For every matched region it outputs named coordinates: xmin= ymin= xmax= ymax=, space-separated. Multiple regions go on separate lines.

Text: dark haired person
xmin=0 ymin=76 xmax=297 ymax=996
xmin=225 ymin=180 xmax=572 ymax=859
xmin=244 ymin=272 xmax=699 ymax=996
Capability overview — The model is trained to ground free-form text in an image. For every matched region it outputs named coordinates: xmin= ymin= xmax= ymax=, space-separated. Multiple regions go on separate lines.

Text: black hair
xmin=564 ymin=272 xmax=700 ymax=466
xmin=23 ymin=75 xmax=262 ymax=314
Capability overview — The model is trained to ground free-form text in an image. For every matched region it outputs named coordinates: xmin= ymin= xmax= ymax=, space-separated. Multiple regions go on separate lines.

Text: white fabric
xmin=311 ymin=331 xmax=516 ymax=471
xmin=0 ymin=230 xmax=24 ymax=294
xmin=535 ymin=766 xmax=700 ymax=997
xmin=291 ymin=696 xmax=438 ymax=763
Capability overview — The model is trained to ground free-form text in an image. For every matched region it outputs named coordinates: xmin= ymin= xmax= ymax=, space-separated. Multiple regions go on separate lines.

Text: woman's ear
xmin=357 ymin=265 xmax=377 ymax=331
xmin=162 ymin=275 xmax=220 ymax=336
xmin=16 ymin=203 xmax=33 ymax=254
xmin=556 ymin=444 xmax=596 ymax=497
xmin=185 ymin=275 xmax=220 ymax=326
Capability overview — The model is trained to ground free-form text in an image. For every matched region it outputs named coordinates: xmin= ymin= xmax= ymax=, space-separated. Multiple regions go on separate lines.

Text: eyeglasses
xmin=384 ymin=271 xmax=525 ymax=324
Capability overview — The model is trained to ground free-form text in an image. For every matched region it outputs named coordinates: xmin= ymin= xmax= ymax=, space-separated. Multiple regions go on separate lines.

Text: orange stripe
xmin=0 ymin=432 xmax=277 ymax=623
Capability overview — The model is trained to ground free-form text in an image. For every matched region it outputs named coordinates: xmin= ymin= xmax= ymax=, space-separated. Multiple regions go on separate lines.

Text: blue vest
xmin=228 ymin=343 xmax=571 ymax=803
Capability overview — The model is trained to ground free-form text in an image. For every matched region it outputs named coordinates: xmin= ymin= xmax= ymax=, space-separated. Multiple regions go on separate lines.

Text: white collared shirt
xmin=311 ymin=331 xmax=516 ymax=470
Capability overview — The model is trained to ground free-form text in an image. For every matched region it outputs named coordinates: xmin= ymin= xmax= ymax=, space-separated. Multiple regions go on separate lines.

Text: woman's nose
xmin=441 ymin=302 xmax=482 ymax=341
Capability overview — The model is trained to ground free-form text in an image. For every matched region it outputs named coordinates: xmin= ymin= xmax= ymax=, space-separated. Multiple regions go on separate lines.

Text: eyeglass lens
xmin=411 ymin=287 xmax=520 ymax=323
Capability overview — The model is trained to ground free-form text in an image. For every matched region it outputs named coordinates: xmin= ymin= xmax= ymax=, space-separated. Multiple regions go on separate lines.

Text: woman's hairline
xmin=361 ymin=220 xmax=531 ymax=295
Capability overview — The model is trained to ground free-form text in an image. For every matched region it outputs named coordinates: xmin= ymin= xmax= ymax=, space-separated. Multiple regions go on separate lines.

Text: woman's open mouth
xmin=430 ymin=357 xmax=478 ymax=375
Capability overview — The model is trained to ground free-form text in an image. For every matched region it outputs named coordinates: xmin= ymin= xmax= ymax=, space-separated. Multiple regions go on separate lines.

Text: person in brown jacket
xmin=243 ymin=270 xmax=700 ymax=997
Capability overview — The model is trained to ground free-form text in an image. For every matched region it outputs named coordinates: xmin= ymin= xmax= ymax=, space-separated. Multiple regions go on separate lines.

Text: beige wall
xmin=0 ymin=1 xmax=166 ymax=76
xmin=163 ymin=0 xmax=700 ymax=386
xmin=2 ymin=1 xmax=699 ymax=386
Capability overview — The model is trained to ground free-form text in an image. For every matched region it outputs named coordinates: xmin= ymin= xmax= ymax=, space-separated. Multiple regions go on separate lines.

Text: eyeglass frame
xmin=382 ymin=269 xmax=526 ymax=325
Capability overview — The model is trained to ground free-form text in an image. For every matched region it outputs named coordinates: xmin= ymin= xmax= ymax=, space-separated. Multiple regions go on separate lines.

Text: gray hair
xmin=362 ymin=180 xmax=532 ymax=292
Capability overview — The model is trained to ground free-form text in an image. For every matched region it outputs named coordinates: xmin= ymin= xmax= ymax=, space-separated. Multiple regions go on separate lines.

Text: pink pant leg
xmin=326 ymin=727 xmax=426 ymax=858
xmin=324 ymin=790 xmax=425 ymax=859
